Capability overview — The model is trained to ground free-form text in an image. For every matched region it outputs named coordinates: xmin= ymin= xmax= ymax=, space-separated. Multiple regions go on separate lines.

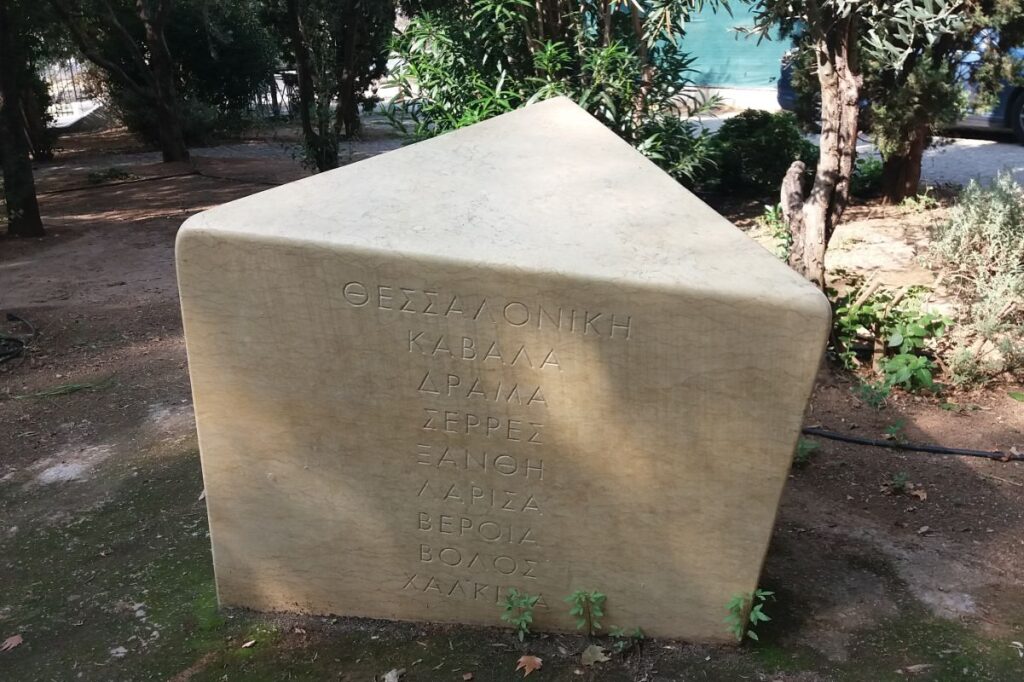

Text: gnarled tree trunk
xmin=137 ymin=0 xmax=189 ymax=162
xmin=786 ymin=14 xmax=861 ymax=289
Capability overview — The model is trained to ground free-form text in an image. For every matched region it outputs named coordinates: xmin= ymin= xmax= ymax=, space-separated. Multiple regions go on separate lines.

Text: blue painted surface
xmin=682 ymin=6 xmax=792 ymax=88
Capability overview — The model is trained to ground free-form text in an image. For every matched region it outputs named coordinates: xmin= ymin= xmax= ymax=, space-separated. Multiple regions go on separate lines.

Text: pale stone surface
xmin=176 ymin=97 xmax=830 ymax=641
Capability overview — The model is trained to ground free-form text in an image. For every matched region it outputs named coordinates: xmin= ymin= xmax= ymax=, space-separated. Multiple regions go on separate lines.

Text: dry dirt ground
xmin=1 ymin=124 xmax=1023 ymax=681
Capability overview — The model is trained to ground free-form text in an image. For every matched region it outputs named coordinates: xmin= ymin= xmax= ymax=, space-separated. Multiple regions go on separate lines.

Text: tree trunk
xmin=286 ymin=0 xmax=336 ymax=171
xmin=137 ymin=0 xmax=189 ymax=162
xmin=0 ymin=0 xmax=44 ymax=238
xmin=335 ymin=0 xmax=361 ymax=140
xmin=796 ymin=17 xmax=860 ymax=289
xmin=880 ymin=125 xmax=927 ymax=203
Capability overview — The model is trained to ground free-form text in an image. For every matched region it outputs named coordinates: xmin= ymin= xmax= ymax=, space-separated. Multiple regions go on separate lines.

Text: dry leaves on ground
xmin=581 ymin=644 xmax=610 ymax=666
xmin=515 ymin=654 xmax=543 ymax=676
xmin=1 ymin=634 xmax=23 ymax=652
xmin=382 ymin=668 xmax=405 ymax=682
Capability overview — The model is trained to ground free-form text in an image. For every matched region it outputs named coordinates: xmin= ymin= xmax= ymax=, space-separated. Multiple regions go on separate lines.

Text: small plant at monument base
xmin=854 ymin=380 xmax=890 ymax=409
xmin=793 ymin=437 xmax=820 ymax=467
xmin=757 ymin=203 xmax=791 ymax=259
xmin=566 ymin=589 xmax=606 ymax=636
xmin=885 ymin=471 xmax=910 ymax=495
xmin=725 ymin=589 xmax=774 ymax=642
xmin=501 ymin=588 xmax=540 ymax=642
xmin=609 ymin=626 xmax=645 ymax=654
xmin=883 ymin=419 xmax=907 ymax=445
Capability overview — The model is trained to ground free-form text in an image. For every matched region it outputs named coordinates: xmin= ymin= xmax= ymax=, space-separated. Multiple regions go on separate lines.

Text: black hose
xmin=801 ymin=426 xmax=1024 ymax=462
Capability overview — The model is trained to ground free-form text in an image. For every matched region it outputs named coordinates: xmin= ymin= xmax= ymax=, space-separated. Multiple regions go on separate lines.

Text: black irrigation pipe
xmin=801 ymin=426 xmax=1024 ymax=462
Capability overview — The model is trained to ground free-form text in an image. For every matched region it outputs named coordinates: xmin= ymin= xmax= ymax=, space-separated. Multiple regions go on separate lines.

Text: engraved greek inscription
xmin=503 ymin=301 xmax=530 ymax=326
xmin=423 ymin=291 xmax=439 ymax=315
xmin=403 ymin=574 xmax=549 ymax=606
xmin=472 ymin=298 xmax=495 ymax=322
xmin=400 ymin=287 xmax=417 ymax=313
xmin=377 ymin=285 xmax=393 ymax=310
xmin=340 ymin=282 xmax=632 ymax=339
xmin=417 ymin=512 xmax=538 ymax=544
xmin=610 ymin=314 xmax=633 ymax=340
xmin=417 ymin=371 xmax=440 ymax=395
xmin=416 ymin=371 xmax=547 ymax=406
xmin=418 ymin=544 xmax=540 ymax=580
xmin=342 ymin=281 xmax=369 ymax=306
xmin=415 ymin=444 xmax=544 ymax=479
xmin=409 ymin=334 xmax=560 ymax=370
xmin=416 ymin=480 xmax=542 ymax=513
xmin=444 ymin=295 xmax=464 ymax=317
xmin=409 ymin=330 xmax=425 ymax=353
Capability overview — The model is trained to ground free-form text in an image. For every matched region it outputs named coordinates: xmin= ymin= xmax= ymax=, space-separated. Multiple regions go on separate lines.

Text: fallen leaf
xmin=898 ymin=663 xmax=935 ymax=674
xmin=581 ymin=644 xmax=610 ymax=666
xmin=462 ymin=673 xmax=474 ymax=681
xmin=515 ymin=655 xmax=542 ymax=676
xmin=917 ymin=526 xmax=931 ymax=535
xmin=1 ymin=634 xmax=23 ymax=652
xmin=909 ymin=488 xmax=928 ymax=501
xmin=198 ymin=489 xmax=206 ymax=502
xmin=382 ymin=668 xmax=405 ymax=682
xmin=1008 ymin=391 xmax=1024 ymax=402
xmin=240 ymin=639 xmax=256 ymax=649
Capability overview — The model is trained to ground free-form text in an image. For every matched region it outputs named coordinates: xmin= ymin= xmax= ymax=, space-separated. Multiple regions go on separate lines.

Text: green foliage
xmin=931 ymin=173 xmax=1024 ymax=386
xmin=566 ymin=589 xmax=605 ymax=636
xmin=725 ymin=589 xmax=774 ymax=643
xmin=884 ymin=419 xmax=907 ymax=444
xmin=707 ymin=110 xmax=818 ymax=194
xmin=829 ymin=279 xmax=948 ymax=392
xmin=854 ymin=380 xmax=890 ymax=409
xmin=95 ymin=0 xmax=277 ymax=146
xmin=385 ymin=0 xmax=717 ymax=186
xmin=900 ymin=187 xmax=939 ymax=212
xmin=851 ymin=156 xmax=884 ymax=199
xmin=793 ymin=437 xmax=819 ymax=467
xmin=500 ymin=587 xmax=540 ymax=642
xmin=887 ymin=471 xmax=909 ymax=494
xmin=879 ymin=354 xmax=936 ymax=392
xmin=608 ymin=626 xmax=644 ymax=654
xmin=757 ymin=203 xmax=791 ymax=259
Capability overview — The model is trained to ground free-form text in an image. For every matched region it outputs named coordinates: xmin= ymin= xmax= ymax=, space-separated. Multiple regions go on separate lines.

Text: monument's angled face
xmin=176 ymin=97 xmax=830 ymax=641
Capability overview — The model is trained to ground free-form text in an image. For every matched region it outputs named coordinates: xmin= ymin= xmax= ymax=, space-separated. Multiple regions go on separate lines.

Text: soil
xmin=1 ymin=124 xmax=1022 ymax=681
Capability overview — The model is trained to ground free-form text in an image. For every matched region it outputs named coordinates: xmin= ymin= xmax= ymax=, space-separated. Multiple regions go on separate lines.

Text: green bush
xmin=384 ymin=0 xmax=717 ymax=186
xmin=707 ymin=110 xmax=818 ymax=194
xmin=931 ymin=172 xmax=1024 ymax=385
xmin=851 ymin=156 xmax=884 ymax=198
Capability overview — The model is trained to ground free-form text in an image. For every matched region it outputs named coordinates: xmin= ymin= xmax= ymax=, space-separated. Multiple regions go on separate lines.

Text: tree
xmin=263 ymin=0 xmax=395 ymax=172
xmin=52 ymin=0 xmax=190 ymax=162
xmin=868 ymin=4 xmax=1024 ymax=202
xmin=0 ymin=0 xmax=45 ymax=238
xmin=749 ymin=0 xmax=960 ymax=288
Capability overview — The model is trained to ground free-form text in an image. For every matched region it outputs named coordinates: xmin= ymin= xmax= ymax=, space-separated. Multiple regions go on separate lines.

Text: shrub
xmin=931 ymin=172 xmax=1024 ymax=385
xmin=707 ymin=110 xmax=818 ymax=194
xmin=385 ymin=0 xmax=717 ymax=187
xmin=851 ymin=156 xmax=884 ymax=198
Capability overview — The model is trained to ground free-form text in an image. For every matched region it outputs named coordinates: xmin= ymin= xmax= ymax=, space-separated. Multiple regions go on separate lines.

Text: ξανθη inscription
xmin=415 ymin=443 xmax=544 ymax=480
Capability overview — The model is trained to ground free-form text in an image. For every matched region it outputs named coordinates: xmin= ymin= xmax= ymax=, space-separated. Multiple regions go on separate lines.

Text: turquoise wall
xmin=682 ymin=6 xmax=792 ymax=88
